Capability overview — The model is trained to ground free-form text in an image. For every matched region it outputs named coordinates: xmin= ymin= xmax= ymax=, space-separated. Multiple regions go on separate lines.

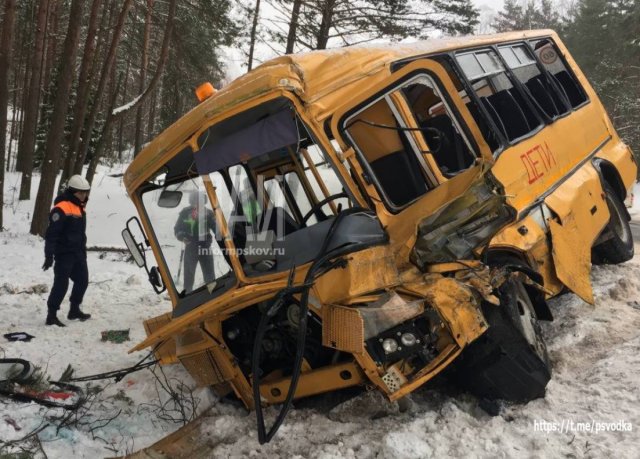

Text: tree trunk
xmin=286 ymin=0 xmax=302 ymax=54
xmin=60 ymin=0 xmax=103 ymax=188
xmin=42 ymin=0 xmax=60 ymax=88
xmin=0 ymin=0 xmax=17 ymax=231
xmin=17 ymin=0 xmax=48 ymax=198
xmin=33 ymin=0 xmax=60 ymax=165
xmin=90 ymin=0 xmax=176 ymax=170
xmin=73 ymin=0 xmax=134 ymax=175
xmin=247 ymin=0 xmax=261 ymax=70
xmin=30 ymin=0 xmax=86 ymax=237
xmin=86 ymin=74 xmax=123 ymax=183
xmin=147 ymin=77 xmax=158 ymax=141
xmin=118 ymin=55 xmax=131 ymax=161
xmin=134 ymin=0 xmax=154 ymax=156
xmin=73 ymin=0 xmax=113 ymax=174
xmin=316 ymin=0 xmax=336 ymax=50
xmin=11 ymin=2 xmax=33 ymax=172
xmin=108 ymin=0 xmax=177 ymax=123
xmin=7 ymin=7 xmax=25 ymax=173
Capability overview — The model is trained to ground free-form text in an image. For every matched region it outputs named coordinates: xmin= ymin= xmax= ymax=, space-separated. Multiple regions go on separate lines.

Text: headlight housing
xmin=400 ymin=332 xmax=417 ymax=347
xmin=366 ymin=316 xmax=439 ymax=365
xmin=381 ymin=338 xmax=399 ymax=354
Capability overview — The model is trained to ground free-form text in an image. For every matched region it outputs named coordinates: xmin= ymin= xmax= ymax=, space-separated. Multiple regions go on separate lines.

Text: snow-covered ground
xmin=1 ymin=171 xmax=639 ymax=458
xmin=0 ymin=169 xmax=214 ymax=457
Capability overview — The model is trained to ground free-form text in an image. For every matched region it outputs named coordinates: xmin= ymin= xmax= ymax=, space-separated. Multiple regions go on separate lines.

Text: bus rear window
xmin=530 ymin=38 xmax=588 ymax=109
xmin=498 ymin=44 xmax=570 ymax=118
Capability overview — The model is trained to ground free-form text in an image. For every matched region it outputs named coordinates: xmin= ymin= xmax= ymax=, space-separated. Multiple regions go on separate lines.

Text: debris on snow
xmin=0 ymin=170 xmax=638 ymax=457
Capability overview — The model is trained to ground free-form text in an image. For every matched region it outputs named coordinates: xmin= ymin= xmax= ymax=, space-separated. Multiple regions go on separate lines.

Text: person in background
xmin=42 ymin=175 xmax=92 ymax=326
xmin=174 ymin=190 xmax=216 ymax=293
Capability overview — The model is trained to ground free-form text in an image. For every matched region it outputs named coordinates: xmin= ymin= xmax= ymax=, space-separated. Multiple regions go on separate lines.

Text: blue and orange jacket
xmin=44 ymin=190 xmax=87 ymax=258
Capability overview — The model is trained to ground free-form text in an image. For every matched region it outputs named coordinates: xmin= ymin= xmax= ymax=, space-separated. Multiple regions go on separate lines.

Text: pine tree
xmin=30 ymin=0 xmax=86 ymax=236
xmin=0 ymin=0 xmax=17 ymax=231
xmin=157 ymin=0 xmax=239 ymax=129
xmin=271 ymin=0 xmax=479 ymax=52
xmin=493 ymin=0 xmax=524 ymax=32
xmin=564 ymin=0 xmax=640 ymax=164
xmin=538 ymin=0 xmax=561 ymax=29
xmin=60 ymin=0 xmax=103 ymax=189
xmin=16 ymin=0 xmax=48 ymax=199
xmin=494 ymin=0 xmax=562 ymax=32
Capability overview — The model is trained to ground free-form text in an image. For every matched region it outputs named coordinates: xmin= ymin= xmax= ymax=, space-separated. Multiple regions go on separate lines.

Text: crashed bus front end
xmin=121 ymin=94 xmax=526 ymax=443
xmin=121 ymin=30 xmax=635 ymax=446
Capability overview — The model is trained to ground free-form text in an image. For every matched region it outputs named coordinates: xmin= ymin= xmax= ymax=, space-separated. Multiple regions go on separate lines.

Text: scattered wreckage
xmin=118 ymin=29 xmax=636 ymax=450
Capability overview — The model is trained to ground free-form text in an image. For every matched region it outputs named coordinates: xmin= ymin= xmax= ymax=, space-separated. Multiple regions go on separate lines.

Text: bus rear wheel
xmin=593 ymin=183 xmax=634 ymax=265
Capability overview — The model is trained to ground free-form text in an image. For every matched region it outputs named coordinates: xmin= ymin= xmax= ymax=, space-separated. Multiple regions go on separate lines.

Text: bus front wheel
xmin=451 ymin=279 xmax=551 ymax=402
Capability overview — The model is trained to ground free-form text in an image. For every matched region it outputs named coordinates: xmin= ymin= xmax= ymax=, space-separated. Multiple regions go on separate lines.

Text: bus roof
xmin=125 ymin=29 xmax=556 ymax=190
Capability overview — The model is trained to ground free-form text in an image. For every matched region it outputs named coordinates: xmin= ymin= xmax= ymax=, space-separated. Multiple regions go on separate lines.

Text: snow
xmin=0 ymin=168 xmax=213 ymax=457
xmin=112 ymin=95 xmax=142 ymax=117
xmin=629 ymin=181 xmax=640 ymax=217
xmin=1 ymin=170 xmax=639 ymax=457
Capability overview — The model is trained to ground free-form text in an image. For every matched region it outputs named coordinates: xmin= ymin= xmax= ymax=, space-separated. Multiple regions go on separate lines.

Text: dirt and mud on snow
xmin=1 ymin=173 xmax=639 ymax=458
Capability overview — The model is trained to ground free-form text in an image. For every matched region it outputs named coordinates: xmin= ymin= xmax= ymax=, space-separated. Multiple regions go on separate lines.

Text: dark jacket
xmin=44 ymin=190 xmax=87 ymax=258
xmin=174 ymin=206 xmax=216 ymax=246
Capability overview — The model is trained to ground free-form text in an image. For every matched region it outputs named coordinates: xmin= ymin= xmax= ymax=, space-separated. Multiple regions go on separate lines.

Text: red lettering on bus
xmin=521 ymin=153 xmax=537 ymax=184
xmin=521 ymin=143 xmax=556 ymax=185
xmin=540 ymin=142 xmax=557 ymax=169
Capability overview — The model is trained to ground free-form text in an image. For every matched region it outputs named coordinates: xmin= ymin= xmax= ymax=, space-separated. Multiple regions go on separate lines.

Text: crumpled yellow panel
xmin=402 ymin=271 xmax=489 ymax=347
xmin=548 ymin=217 xmax=594 ymax=304
xmin=544 ymin=164 xmax=609 ymax=304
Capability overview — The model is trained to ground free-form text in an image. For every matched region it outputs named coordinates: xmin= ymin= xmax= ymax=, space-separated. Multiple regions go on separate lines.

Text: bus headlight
xmin=381 ymin=338 xmax=399 ymax=354
xmin=400 ymin=332 xmax=417 ymax=347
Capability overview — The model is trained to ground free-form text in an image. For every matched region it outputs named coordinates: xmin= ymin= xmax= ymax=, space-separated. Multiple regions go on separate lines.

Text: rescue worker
xmin=174 ymin=190 xmax=216 ymax=293
xmin=42 ymin=175 xmax=92 ymax=326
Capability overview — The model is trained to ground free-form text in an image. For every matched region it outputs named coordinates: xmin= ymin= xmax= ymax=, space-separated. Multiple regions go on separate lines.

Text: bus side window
xmin=456 ymin=50 xmax=543 ymax=143
xmin=401 ymin=78 xmax=477 ymax=177
xmin=345 ymin=96 xmax=431 ymax=208
xmin=433 ymin=55 xmax=501 ymax=153
xmin=530 ymin=38 xmax=588 ymax=109
xmin=498 ymin=43 xmax=570 ymax=118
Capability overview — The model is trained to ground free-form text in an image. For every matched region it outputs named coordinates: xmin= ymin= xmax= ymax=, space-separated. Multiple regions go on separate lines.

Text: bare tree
xmin=30 ymin=0 xmax=86 ymax=237
xmin=0 ymin=0 xmax=17 ymax=231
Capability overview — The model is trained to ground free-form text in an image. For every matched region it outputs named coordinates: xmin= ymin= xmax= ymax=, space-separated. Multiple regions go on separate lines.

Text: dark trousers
xmin=183 ymin=243 xmax=215 ymax=293
xmin=47 ymin=254 xmax=88 ymax=314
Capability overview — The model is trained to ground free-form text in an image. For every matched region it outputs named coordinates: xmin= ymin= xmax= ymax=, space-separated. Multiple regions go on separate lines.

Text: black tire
xmin=593 ymin=183 xmax=634 ymax=264
xmin=451 ymin=279 xmax=551 ymax=402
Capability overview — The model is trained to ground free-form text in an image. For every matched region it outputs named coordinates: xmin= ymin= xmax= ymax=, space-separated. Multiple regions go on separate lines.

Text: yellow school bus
xmin=121 ymin=30 xmax=636 ymax=445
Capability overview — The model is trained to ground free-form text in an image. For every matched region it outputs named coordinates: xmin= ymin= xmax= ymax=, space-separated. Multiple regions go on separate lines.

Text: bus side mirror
xmin=158 ymin=190 xmax=183 ymax=208
xmin=122 ymin=216 xmax=166 ymax=294
xmin=122 ymin=228 xmax=145 ymax=267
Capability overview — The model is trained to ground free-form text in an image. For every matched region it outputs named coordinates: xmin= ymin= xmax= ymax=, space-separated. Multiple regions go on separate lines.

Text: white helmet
xmin=68 ymin=174 xmax=91 ymax=191
xmin=189 ymin=190 xmax=205 ymax=207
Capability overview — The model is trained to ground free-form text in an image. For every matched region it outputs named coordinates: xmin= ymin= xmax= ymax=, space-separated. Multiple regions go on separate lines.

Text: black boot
xmin=68 ymin=305 xmax=91 ymax=321
xmin=46 ymin=313 xmax=66 ymax=327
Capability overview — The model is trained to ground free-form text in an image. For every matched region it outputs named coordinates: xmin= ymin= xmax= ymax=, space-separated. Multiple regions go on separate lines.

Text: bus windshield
xmin=140 ymin=97 xmax=387 ymax=295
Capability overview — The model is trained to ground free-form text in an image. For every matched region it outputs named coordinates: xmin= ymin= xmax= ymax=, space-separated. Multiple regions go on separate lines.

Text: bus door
xmin=329 ymin=59 xmax=512 ymax=265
